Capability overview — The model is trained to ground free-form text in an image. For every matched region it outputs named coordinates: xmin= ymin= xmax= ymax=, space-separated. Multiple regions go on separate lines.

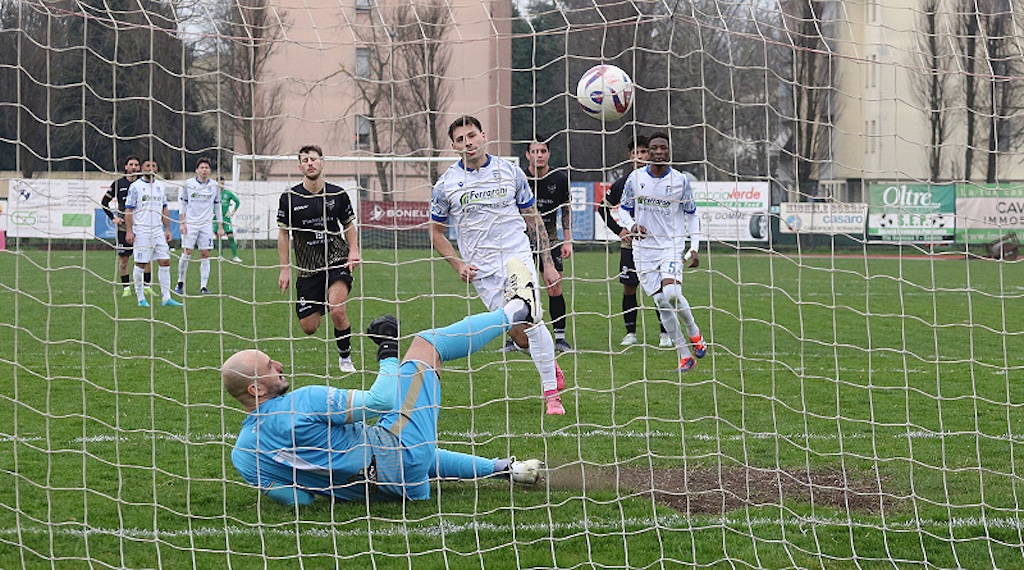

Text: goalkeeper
xmin=216 ymin=177 xmax=242 ymax=262
xmin=222 ymin=259 xmax=545 ymax=506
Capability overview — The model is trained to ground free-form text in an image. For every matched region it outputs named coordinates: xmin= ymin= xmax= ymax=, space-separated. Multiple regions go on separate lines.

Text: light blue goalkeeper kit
xmin=231 ymin=308 xmax=511 ymax=502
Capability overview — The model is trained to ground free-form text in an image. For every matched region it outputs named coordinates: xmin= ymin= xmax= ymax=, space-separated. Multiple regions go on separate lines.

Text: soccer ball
xmin=575 ymin=64 xmax=634 ymax=121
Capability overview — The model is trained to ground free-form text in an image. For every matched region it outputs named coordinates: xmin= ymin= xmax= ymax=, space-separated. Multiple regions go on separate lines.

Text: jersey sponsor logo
xmin=637 ymin=195 xmax=673 ymax=209
xmin=459 ymin=187 xmax=511 ymax=206
xmin=294 ymin=204 xmax=309 ymax=211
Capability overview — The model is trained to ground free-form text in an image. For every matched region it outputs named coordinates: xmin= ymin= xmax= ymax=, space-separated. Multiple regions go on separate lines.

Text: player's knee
xmin=653 ymin=291 xmax=672 ymax=309
xmin=662 ymin=283 xmax=683 ymax=304
xmin=299 ymin=320 xmax=320 ymax=335
xmin=509 ymin=328 xmax=529 ymax=348
xmin=329 ymin=305 xmax=348 ymax=325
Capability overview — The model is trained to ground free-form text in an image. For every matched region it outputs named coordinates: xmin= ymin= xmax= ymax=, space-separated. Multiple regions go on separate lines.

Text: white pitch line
xmin=3 ymin=429 xmax=1024 ymax=445
xmin=2 ymin=514 xmax=1023 ymax=542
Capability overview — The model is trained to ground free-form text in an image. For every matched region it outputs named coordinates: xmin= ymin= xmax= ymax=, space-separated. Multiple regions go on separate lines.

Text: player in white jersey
xmin=125 ymin=159 xmax=182 ymax=308
xmin=175 ymin=157 xmax=221 ymax=295
xmin=616 ymin=132 xmax=706 ymax=371
xmin=430 ymin=115 xmax=567 ymax=415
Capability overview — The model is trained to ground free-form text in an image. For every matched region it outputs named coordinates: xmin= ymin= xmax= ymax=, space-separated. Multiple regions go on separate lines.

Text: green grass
xmin=2 ymin=246 xmax=1023 ymax=568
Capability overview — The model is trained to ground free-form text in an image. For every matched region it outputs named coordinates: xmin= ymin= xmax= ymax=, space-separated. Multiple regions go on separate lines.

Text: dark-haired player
xmin=525 ymin=138 xmax=573 ymax=353
xmin=430 ymin=116 xmax=566 ymax=415
xmin=101 ymin=155 xmax=151 ymax=296
xmin=277 ymin=145 xmax=361 ymax=373
xmin=599 ymin=136 xmax=669 ymax=347
xmin=617 ymin=132 xmax=706 ymax=372
xmin=175 ymin=157 xmax=220 ymax=295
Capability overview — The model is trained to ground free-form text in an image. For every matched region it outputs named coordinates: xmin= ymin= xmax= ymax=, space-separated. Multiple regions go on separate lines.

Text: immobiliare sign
xmin=955 ymin=183 xmax=1024 ymax=244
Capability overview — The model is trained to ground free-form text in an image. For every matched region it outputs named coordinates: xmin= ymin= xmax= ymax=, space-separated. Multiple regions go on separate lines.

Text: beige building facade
xmin=249 ymin=0 xmax=513 ymax=201
xmin=823 ymin=1 xmax=1024 ymax=202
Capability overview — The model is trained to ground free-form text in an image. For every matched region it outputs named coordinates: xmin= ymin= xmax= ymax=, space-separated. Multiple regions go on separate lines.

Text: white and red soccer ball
xmin=575 ymin=64 xmax=634 ymax=122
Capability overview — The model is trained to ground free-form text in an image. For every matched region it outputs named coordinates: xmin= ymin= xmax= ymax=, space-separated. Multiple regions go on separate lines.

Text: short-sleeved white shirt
xmin=180 ymin=177 xmax=220 ymax=224
xmin=621 ymin=166 xmax=697 ymax=255
xmin=430 ymin=155 xmax=536 ymax=279
xmin=125 ymin=177 xmax=169 ymax=233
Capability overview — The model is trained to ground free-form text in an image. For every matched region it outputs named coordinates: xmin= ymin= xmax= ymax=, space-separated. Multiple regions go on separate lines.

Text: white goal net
xmin=2 ymin=1 xmax=1024 ymax=568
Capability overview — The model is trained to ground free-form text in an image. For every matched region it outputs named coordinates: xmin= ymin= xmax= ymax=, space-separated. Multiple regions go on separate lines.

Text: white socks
xmin=525 ymin=323 xmax=558 ymax=392
xmin=199 ymin=258 xmax=210 ymax=288
xmin=158 ymin=266 xmax=171 ymax=301
xmin=133 ymin=266 xmax=145 ymax=301
xmin=177 ymin=253 xmax=190 ymax=284
xmin=654 ymin=288 xmax=692 ymax=360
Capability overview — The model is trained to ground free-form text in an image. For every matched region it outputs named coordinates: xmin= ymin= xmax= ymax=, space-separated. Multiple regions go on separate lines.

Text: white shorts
xmin=133 ymin=229 xmax=170 ymax=264
xmin=473 ymin=251 xmax=537 ymax=311
xmin=635 ymin=253 xmax=684 ymax=297
xmin=181 ymin=223 xmax=215 ymax=251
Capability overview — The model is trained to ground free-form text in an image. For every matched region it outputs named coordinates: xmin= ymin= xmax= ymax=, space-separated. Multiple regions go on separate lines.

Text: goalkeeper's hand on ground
xmin=262 ymin=482 xmax=315 ymax=506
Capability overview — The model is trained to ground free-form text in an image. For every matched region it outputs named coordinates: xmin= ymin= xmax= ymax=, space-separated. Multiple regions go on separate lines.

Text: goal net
xmin=2 ymin=0 xmax=1024 ymax=568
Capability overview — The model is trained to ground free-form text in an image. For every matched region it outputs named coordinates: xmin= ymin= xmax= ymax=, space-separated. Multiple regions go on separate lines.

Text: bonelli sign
xmin=867 ymin=183 xmax=955 ymax=243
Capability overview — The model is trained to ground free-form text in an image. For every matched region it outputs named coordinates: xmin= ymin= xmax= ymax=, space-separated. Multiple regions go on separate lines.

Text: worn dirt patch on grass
xmin=545 ymin=463 xmax=894 ymax=515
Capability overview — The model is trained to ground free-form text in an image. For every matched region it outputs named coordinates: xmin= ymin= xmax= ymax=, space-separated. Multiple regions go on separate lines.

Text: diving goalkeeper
xmin=222 ymin=259 xmax=546 ymax=505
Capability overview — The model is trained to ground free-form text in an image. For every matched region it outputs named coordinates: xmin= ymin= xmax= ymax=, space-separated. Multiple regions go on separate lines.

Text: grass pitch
xmin=1 ymin=245 xmax=1023 ymax=569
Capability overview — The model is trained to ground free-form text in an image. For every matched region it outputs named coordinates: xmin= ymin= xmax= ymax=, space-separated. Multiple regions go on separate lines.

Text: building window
xmin=356 ymin=0 xmax=373 ymax=10
xmin=356 ymin=115 xmax=371 ymax=148
xmin=867 ymin=54 xmax=878 ymax=88
xmin=356 ymin=48 xmax=370 ymax=78
xmin=866 ymin=119 xmax=878 ymax=155
xmin=867 ymin=0 xmax=877 ymax=23
xmin=357 ymin=174 xmax=371 ymax=200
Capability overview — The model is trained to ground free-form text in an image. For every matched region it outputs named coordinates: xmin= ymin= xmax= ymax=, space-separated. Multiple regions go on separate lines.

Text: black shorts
xmin=295 ymin=267 xmax=354 ymax=320
xmin=618 ymin=247 xmax=639 ymax=286
xmin=116 ymin=230 xmax=133 ymax=257
xmin=538 ymin=245 xmax=564 ymax=274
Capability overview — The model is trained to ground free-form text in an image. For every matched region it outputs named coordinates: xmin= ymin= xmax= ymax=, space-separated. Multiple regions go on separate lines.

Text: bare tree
xmin=911 ymin=0 xmax=956 ymax=182
xmin=219 ymin=0 xmax=288 ymax=179
xmin=778 ymin=0 xmax=838 ymax=200
xmin=978 ymin=0 xmax=1024 ymax=182
xmin=345 ymin=14 xmax=398 ymax=197
xmin=390 ymin=0 xmax=452 ymax=183
xmin=536 ymin=0 xmax=783 ymax=181
xmin=342 ymin=1 xmax=452 ymax=193
xmin=0 ymin=0 xmax=48 ymax=175
xmin=952 ymin=0 xmax=1024 ymax=183
xmin=956 ymin=1 xmax=982 ymax=181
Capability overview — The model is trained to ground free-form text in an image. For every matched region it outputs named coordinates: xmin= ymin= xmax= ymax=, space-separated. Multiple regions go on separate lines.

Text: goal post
xmin=228 ymin=153 xmax=523 ymax=249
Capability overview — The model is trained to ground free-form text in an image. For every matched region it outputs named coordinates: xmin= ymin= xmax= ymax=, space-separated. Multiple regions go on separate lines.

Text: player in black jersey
xmin=522 ymin=138 xmax=573 ymax=353
xmin=278 ymin=145 xmax=362 ymax=373
xmin=100 ymin=155 xmax=151 ymax=297
xmin=599 ymin=136 xmax=669 ymax=347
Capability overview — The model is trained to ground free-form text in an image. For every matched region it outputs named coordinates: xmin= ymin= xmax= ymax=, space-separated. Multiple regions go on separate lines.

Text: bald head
xmin=222 ymin=349 xmax=261 ymax=399
xmin=222 ymin=349 xmax=288 ymax=411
